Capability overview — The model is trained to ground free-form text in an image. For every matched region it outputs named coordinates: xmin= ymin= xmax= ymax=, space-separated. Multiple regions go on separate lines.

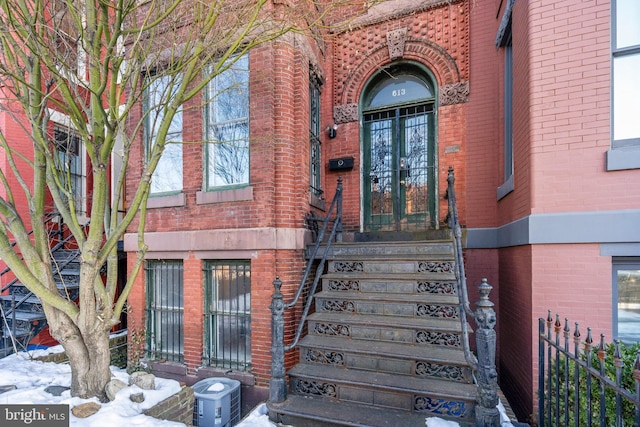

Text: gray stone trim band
xmin=466 ymin=209 xmax=640 ymax=249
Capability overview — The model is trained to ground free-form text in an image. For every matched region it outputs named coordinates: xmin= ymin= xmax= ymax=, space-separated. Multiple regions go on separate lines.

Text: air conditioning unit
xmin=192 ymin=377 xmax=241 ymax=427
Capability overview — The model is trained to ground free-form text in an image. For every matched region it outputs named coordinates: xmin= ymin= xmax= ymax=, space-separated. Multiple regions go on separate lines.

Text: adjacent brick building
xmin=120 ymin=0 xmax=640 ymax=422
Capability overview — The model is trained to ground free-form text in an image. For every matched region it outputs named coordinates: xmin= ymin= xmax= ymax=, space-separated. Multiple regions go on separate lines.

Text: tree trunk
xmin=48 ymin=313 xmax=112 ymax=401
xmin=66 ymin=329 xmax=112 ymax=401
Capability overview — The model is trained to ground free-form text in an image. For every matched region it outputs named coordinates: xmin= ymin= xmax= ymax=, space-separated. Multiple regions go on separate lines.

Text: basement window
xmin=203 ymin=260 xmax=252 ymax=371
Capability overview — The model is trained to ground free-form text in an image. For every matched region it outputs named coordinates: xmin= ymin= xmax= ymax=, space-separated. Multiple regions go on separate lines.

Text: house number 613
xmin=392 ymin=88 xmax=406 ymax=97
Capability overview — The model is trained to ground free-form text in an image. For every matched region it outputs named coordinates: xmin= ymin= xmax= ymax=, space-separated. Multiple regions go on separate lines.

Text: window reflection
xmin=206 ymin=55 xmax=250 ymax=188
xmin=145 ymin=74 xmax=183 ymax=194
xmin=616 ymin=268 xmax=640 ymax=342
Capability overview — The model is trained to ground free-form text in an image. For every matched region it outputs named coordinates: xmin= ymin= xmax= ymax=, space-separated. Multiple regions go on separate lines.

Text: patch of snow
xmin=236 ymin=403 xmax=275 ymax=427
xmin=0 ymin=351 xmax=182 ymax=426
xmin=424 ymin=400 xmax=515 ymax=427
xmin=0 ymin=350 xmax=517 ymax=427
xmin=425 ymin=417 xmax=461 ymax=426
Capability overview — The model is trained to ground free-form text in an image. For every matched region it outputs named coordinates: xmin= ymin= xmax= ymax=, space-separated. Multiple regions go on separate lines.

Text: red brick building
xmin=122 ymin=0 xmax=640 ymax=421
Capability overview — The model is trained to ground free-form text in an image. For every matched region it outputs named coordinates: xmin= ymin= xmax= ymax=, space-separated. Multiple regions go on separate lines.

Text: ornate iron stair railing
xmin=446 ymin=166 xmax=500 ymax=426
xmin=269 ymin=177 xmax=343 ymax=403
xmin=0 ymin=213 xmax=85 ymax=354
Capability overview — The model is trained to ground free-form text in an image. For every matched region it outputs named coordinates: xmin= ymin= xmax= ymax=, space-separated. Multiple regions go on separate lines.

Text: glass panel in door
xmin=363 ymin=104 xmax=435 ymax=231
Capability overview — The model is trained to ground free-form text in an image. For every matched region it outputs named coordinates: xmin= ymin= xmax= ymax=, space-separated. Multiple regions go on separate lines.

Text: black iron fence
xmin=538 ymin=311 xmax=640 ymax=426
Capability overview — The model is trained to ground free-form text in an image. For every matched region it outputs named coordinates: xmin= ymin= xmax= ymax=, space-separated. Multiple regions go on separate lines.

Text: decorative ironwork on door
xmin=363 ymin=104 xmax=435 ymax=231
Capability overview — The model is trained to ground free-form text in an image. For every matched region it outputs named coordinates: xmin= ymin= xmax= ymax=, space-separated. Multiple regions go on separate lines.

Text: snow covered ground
xmin=0 ymin=346 xmax=514 ymax=426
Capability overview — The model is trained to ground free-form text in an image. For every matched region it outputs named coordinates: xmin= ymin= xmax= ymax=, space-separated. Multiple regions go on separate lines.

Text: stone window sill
xmin=196 ymin=186 xmax=253 ymax=205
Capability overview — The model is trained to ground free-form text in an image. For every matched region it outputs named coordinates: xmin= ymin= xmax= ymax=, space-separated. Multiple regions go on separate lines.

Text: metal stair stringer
xmin=0 ymin=247 xmax=81 ymax=357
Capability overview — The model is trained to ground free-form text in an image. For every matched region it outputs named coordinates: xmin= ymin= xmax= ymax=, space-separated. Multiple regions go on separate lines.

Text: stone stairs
xmin=268 ymin=239 xmax=477 ymax=426
xmin=0 ymin=248 xmax=81 ymax=357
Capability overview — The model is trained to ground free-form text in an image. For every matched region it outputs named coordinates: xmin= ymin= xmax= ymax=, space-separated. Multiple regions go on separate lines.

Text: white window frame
xmin=608 ymin=0 xmax=640 ymax=170
xmin=612 ymin=257 xmax=640 ymax=343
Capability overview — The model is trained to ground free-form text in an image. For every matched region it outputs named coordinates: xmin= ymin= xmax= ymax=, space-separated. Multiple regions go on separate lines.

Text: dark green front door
xmin=363 ymin=104 xmax=436 ymax=231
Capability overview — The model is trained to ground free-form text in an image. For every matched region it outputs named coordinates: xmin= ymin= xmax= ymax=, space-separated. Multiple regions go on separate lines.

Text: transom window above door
xmin=367 ymin=74 xmax=433 ymax=109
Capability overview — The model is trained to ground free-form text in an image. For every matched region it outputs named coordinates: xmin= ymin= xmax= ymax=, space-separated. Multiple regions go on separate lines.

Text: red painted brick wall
xmin=527 ymin=1 xmax=638 ymax=213
xmin=497 ymin=245 xmax=533 ymax=421
xmin=468 ymin=1 xmax=632 ymax=422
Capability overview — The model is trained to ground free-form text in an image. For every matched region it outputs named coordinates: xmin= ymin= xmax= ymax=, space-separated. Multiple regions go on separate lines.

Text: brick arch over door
xmin=337 ymin=39 xmax=463 ymax=106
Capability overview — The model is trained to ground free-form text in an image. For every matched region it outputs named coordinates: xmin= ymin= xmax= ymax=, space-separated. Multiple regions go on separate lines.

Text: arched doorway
xmin=361 ymin=64 xmax=437 ymax=232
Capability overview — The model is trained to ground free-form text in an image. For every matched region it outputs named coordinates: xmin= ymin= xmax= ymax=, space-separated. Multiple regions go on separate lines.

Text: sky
xmin=0 ymin=345 xmax=514 ymax=427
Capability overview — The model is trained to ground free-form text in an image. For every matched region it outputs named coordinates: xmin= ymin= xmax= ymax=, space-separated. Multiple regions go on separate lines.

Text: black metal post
xmin=269 ymin=277 xmax=286 ymax=403
xmin=474 ymin=278 xmax=500 ymax=427
xmin=335 ymin=177 xmax=343 ymax=243
xmin=538 ymin=318 xmax=545 ymax=427
xmin=634 ymin=351 xmax=640 ymax=427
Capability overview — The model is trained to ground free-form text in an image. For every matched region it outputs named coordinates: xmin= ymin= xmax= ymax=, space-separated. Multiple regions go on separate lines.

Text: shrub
xmin=544 ymin=341 xmax=640 ymax=427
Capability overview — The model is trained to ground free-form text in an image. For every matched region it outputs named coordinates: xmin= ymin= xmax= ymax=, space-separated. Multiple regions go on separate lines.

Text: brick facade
xmin=0 ymin=0 xmax=636 ymax=423
xmin=125 ymin=0 xmax=472 ymax=398
xmin=119 ymin=0 xmax=640 ymax=423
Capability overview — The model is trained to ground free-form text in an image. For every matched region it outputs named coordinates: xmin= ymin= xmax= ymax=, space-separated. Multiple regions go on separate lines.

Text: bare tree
xmin=0 ymin=0 xmax=352 ymax=400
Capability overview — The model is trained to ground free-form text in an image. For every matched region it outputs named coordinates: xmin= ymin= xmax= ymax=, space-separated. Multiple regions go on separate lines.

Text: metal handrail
xmin=1 ymin=217 xmax=83 ymax=294
xmin=283 ymin=177 xmax=342 ymax=350
xmin=270 ymin=177 xmax=343 ymax=402
xmin=0 ymin=211 xmax=60 ymax=279
xmin=446 ymin=167 xmax=478 ymax=370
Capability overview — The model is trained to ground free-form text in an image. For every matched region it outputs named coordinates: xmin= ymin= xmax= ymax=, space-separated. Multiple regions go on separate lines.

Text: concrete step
xmin=314 ymin=291 xmax=461 ymax=320
xmin=307 ymin=311 xmax=466 ymax=347
xmin=298 ymin=334 xmax=473 ymax=383
xmin=2 ymin=310 xmax=47 ymax=322
xmin=327 ymin=259 xmax=456 ymax=276
xmin=268 ymin=394 xmax=445 ymax=427
xmin=1 ymin=310 xmax=47 ymax=339
xmin=287 ymin=364 xmax=476 ymax=421
xmin=10 ymin=280 xmax=80 ymax=294
xmin=321 ymin=274 xmax=458 ymax=295
xmin=51 ymin=249 xmax=81 ymax=263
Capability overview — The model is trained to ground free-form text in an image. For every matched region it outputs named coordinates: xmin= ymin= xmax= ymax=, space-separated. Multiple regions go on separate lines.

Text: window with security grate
xmin=146 ymin=260 xmax=184 ymax=362
xmin=203 ymin=260 xmax=251 ymax=371
xmin=309 ymin=77 xmax=322 ymax=198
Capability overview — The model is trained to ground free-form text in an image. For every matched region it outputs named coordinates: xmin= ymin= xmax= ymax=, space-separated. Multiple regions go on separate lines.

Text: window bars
xmin=146 ymin=260 xmax=184 ymax=362
xmin=203 ymin=260 xmax=251 ymax=371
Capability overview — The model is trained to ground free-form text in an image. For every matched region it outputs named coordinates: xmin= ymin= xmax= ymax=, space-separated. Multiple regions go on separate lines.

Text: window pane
xmin=365 ymin=115 xmax=394 ymax=216
xmin=210 ymin=56 xmax=249 ymax=123
xmin=613 ymin=53 xmax=640 ymax=141
xmin=146 ymin=260 xmax=183 ymax=362
xmin=204 ymin=261 xmax=251 ymax=370
xmin=402 ymin=108 xmax=430 ymax=215
xmin=151 ymin=141 xmax=183 ymax=194
xmin=616 ymin=268 xmax=640 ymax=342
xmin=310 ymin=81 xmax=322 ymax=196
xmin=207 ymin=122 xmax=249 ymax=187
xmin=54 ymin=128 xmax=85 ymax=214
xmin=206 ymin=55 xmax=249 ymax=189
xmin=145 ymin=74 xmax=183 ymax=194
xmin=367 ymin=75 xmax=432 ymax=109
xmin=616 ymin=0 xmax=640 ymax=48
